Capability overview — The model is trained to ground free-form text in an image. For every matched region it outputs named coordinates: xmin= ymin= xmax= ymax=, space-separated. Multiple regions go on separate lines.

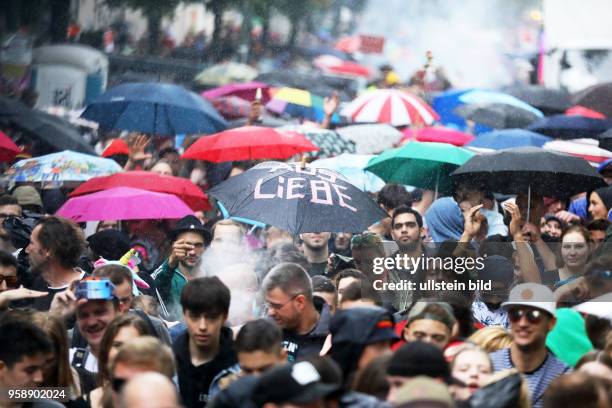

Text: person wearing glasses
xmin=0 ymin=250 xmax=48 ymax=311
xmin=489 ymin=283 xmax=570 ymax=408
xmin=261 ymin=262 xmax=331 ymax=362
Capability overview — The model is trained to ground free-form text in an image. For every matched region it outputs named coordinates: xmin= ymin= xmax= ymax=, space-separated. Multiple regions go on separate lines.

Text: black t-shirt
xmin=281 ymin=299 xmax=331 ymax=362
xmin=307 ymin=261 xmax=328 ymax=277
xmin=173 ymin=327 xmax=237 ymax=408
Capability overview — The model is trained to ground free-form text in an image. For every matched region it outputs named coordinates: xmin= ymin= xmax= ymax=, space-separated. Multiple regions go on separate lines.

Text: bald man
xmin=120 ymin=372 xmax=182 ymax=408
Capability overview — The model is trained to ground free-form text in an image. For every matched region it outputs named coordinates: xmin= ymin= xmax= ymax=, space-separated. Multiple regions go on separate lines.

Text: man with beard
xmin=153 ymin=215 xmax=211 ymax=321
xmin=262 ymin=262 xmax=331 ymax=362
xmin=299 ymin=232 xmax=331 ymax=277
xmin=471 ymin=255 xmax=515 ymax=329
xmin=25 ymin=216 xmax=88 ymax=310
xmin=490 ymin=283 xmax=570 ymax=408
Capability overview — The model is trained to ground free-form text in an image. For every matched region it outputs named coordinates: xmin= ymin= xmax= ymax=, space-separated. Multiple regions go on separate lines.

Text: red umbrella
xmin=401 ymin=126 xmax=474 ymax=146
xmin=565 ymin=105 xmax=606 ymax=119
xmin=0 ymin=130 xmax=20 ymax=162
xmin=181 ymin=126 xmax=319 ymax=163
xmin=70 ymin=171 xmax=211 ymax=211
xmin=101 ymin=138 xmax=129 ymax=157
xmin=314 ymin=55 xmax=371 ymax=78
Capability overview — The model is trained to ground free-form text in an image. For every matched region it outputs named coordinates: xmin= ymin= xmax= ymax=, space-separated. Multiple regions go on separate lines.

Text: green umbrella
xmin=365 ymin=141 xmax=474 ymax=196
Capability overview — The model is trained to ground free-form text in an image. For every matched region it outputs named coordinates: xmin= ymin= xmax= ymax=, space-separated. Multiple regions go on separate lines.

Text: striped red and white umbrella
xmin=543 ymin=138 xmax=612 ymax=164
xmin=341 ymin=89 xmax=439 ymax=127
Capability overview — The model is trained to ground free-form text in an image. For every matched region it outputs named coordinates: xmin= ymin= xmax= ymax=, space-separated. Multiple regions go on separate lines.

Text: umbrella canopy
xmin=431 ymin=89 xmax=492 ymax=134
xmin=181 ymin=126 xmax=319 ymax=162
xmin=7 ymin=151 xmax=122 ymax=183
xmin=527 ymin=115 xmax=612 ymax=140
xmin=201 ymin=81 xmax=270 ymax=103
xmin=566 ymin=105 xmax=605 ymax=119
xmin=208 ymin=161 xmax=387 ymax=234
xmin=336 ymin=124 xmax=404 ymax=154
xmin=454 ymin=103 xmax=540 ymax=129
xmin=195 ymin=62 xmax=258 ymax=86
xmin=0 ymin=96 xmax=29 ymax=116
xmin=401 ymin=126 xmax=474 ymax=146
xmin=101 ymin=139 xmax=129 ymax=157
xmin=503 ymin=85 xmax=572 ymax=114
xmin=81 ymin=82 xmax=227 ymax=136
xmin=279 ymin=124 xmax=356 ymax=158
xmin=210 ymin=96 xmax=251 ymax=120
xmin=467 ymin=129 xmax=551 ymax=150
xmin=70 ymin=171 xmax=211 ymax=211
xmin=255 ymin=71 xmax=354 ymax=102
xmin=451 ymin=147 xmax=607 ymax=197
xmin=312 ymin=154 xmax=384 ymax=192
xmin=266 ymin=87 xmax=341 ymax=123
xmin=0 ymin=130 xmax=20 ymax=162
xmin=365 ymin=141 xmax=474 ymax=194
xmin=572 ymin=82 xmax=612 ymax=118
xmin=341 ymin=89 xmax=439 ymax=127
xmin=458 ymin=89 xmax=544 ymax=118
xmin=543 ymin=139 xmax=612 ymax=164
xmin=57 ymin=187 xmax=193 ymax=221
xmin=0 ymin=107 xmax=95 ymax=154
xmin=599 ymin=129 xmax=612 ymax=152
xmin=313 ymin=55 xmax=372 ymax=78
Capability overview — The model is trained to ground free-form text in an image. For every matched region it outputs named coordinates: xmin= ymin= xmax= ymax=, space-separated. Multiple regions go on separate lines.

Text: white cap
xmin=573 ymin=294 xmax=612 ymax=321
xmin=501 ymin=283 xmax=556 ymax=317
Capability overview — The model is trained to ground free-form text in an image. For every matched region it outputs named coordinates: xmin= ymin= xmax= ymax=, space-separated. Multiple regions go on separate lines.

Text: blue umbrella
xmin=458 ymin=89 xmax=544 ymax=117
xmin=81 ymin=82 xmax=227 ymax=136
xmin=432 ymin=88 xmax=492 ymax=134
xmin=467 ymin=129 xmax=552 ymax=150
xmin=527 ymin=115 xmax=612 ymax=140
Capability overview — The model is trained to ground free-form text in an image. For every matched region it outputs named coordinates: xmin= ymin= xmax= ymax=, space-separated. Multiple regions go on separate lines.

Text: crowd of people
xmin=0 ymin=138 xmax=609 ymax=408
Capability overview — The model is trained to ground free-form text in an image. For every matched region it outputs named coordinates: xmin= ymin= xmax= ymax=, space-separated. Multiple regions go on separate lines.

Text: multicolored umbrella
xmin=341 ymin=89 xmax=439 ymax=127
xmin=201 ymin=82 xmax=270 ymax=103
xmin=312 ymin=154 xmax=384 ymax=192
xmin=7 ymin=150 xmax=122 ymax=183
xmin=181 ymin=126 xmax=319 ymax=162
xmin=401 ymin=126 xmax=474 ymax=146
xmin=336 ymin=124 xmax=403 ymax=154
xmin=195 ymin=62 xmax=258 ymax=86
xmin=279 ymin=124 xmax=355 ymax=158
xmin=365 ymin=141 xmax=474 ymax=195
xmin=265 ymin=87 xmax=341 ymax=123
xmin=70 ymin=171 xmax=211 ymax=211
xmin=57 ymin=187 xmax=193 ymax=221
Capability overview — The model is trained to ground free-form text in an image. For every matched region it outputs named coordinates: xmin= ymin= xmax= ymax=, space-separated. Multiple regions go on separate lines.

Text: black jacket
xmin=282 ymin=297 xmax=331 ymax=362
xmin=173 ymin=326 xmax=237 ymax=408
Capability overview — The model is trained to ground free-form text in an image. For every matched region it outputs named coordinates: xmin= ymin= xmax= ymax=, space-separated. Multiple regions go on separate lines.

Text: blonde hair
xmin=450 ymin=344 xmax=492 ymax=371
xmin=468 ymin=326 xmax=513 ymax=353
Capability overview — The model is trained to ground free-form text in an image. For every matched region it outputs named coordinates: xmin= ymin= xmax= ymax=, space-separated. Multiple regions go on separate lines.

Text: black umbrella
xmin=0 ymin=96 xmax=29 ymax=116
xmin=527 ymin=115 xmax=612 ymax=140
xmin=450 ymin=147 xmax=606 ymax=198
xmin=1 ymin=109 xmax=95 ymax=154
xmin=454 ymin=103 xmax=540 ymax=129
xmin=208 ymin=161 xmax=387 ymax=235
xmin=572 ymin=82 xmax=612 ymax=117
xmin=599 ymin=129 xmax=612 ymax=151
xmin=504 ymin=85 xmax=572 ymax=114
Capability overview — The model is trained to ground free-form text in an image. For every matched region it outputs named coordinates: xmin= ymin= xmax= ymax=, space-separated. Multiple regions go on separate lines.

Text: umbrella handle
xmin=527 ymin=185 xmax=531 ymax=225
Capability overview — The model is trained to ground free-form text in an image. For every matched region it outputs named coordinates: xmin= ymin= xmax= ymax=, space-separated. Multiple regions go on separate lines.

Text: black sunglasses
xmin=111 ymin=377 xmax=127 ymax=393
xmin=508 ymin=308 xmax=545 ymax=324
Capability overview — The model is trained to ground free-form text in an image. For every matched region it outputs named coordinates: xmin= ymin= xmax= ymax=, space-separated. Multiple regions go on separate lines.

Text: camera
xmin=75 ymin=279 xmax=115 ymax=300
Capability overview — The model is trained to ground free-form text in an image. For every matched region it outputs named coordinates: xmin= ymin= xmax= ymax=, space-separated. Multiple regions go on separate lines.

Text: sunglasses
xmin=508 ymin=308 xmax=545 ymax=324
xmin=0 ymin=274 xmax=18 ymax=289
xmin=111 ymin=377 xmax=127 ymax=393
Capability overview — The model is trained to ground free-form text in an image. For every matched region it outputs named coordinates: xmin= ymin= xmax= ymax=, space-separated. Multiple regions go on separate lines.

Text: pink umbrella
xmin=56 ymin=187 xmax=193 ymax=222
xmin=201 ymin=81 xmax=270 ymax=103
xmin=401 ymin=126 xmax=474 ymax=146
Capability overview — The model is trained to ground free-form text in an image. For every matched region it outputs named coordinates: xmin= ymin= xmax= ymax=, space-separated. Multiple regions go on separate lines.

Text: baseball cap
xmin=387 ymin=341 xmax=450 ymax=380
xmin=330 ymin=306 xmax=399 ymax=346
xmin=171 ymin=215 xmax=211 ymax=244
xmin=393 ymin=376 xmax=454 ymax=408
xmin=253 ymin=361 xmax=339 ymax=406
xmin=12 ymin=185 xmax=42 ymax=208
xmin=501 ymin=283 xmax=556 ymax=316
